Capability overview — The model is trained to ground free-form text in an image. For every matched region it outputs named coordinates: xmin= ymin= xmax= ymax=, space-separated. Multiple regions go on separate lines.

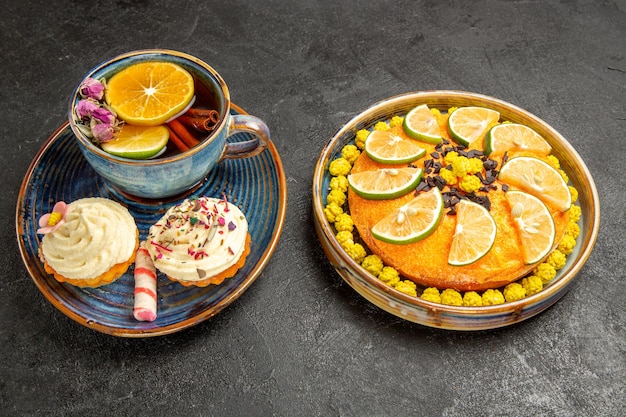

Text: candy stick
xmin=133 ymin=244 xmax=158 ymax=322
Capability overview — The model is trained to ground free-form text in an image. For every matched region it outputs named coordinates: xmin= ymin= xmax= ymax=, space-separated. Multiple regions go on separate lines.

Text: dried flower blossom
xmin=37 ymin=201 xmax=70 ymax=234
xmin=75 ymin=99 xmax=100 ymax=120
xmin=79 ymin=77 xmax=105 ymax=100
xmin=91 ymin=123 xmax=115 ymax=143
xmin=74 ymin=77 xmax=122 ymax=144
xmin=91 ymin=107 xmax=116 ymax=125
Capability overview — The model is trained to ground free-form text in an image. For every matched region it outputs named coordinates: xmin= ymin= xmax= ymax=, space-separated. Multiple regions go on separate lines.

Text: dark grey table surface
xmin=2 ymin=1 xmax=624 ymax=416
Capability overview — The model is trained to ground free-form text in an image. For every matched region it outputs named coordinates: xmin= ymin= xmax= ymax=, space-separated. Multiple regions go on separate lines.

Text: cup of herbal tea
xmin=68 ymin=49 xmax=270 ymax=199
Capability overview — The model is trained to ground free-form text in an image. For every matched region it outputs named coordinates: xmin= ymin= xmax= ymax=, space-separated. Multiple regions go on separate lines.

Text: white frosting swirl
xmin=41 ymin=198 xmax=138 ymax=279
xmin=146 ymin=197 xmax=248 ymax=282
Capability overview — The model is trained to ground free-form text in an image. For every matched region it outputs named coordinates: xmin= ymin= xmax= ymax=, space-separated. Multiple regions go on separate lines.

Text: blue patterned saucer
xmin=16 ymin=104 xmax=287 ymax=337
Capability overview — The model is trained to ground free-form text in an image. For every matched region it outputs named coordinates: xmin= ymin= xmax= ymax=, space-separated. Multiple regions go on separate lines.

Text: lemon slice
xmin=371 ymin=187 xmax=444 ymax=244
xmin=364 ymin=130 xmax=426 ymax=164
xmin=448 ymin=200 xmax=497 ymax=266
xmin=498 ymin=156 xmax=571 ymax=212
xmin=402 ymin=104 xmax=443 ymax=144
xmin=485 ymin=123 xmax=552 ymax=156
xmin=106 ymin=61 xmax=195 ymax=126
xmin=505 ymin=190 xmax=556 ymax=264
xmin=348 ymin=167 xmax=423 ymax=200
xmin=101 ymin=124 xmax=169 ymax=159
xmin=447 ymin=106 xmax=500 ymax=147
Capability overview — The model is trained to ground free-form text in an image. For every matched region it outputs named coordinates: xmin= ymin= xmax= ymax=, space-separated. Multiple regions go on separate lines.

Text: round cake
xmin=349 ymin=151 xmax=570 ymax=291
xmin=145 ymin=196 xmax=250 ymax=287
xmin=334 ymin=105 xmax=574 ymax=293
xmin=38 ymin=197 xmax=139 ymax=287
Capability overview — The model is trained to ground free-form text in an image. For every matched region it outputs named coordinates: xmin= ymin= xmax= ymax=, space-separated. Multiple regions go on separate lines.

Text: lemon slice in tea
xmin=364 ymin=130 xmax=426 ymax=164
xmin=402 ymin=104 xmax=443 ymax=144
xmin=447 ymin=106 xmax=500 ymax=147
xmin=101 ymin=124 xmax=169 ymax=159
xmin=106 ymin=61 xmax=195 ymax=126
xmin=371 ymin=187 xmax=444 ymax=244
xmin=485 ymin=123 xmax=551 ymax=156
xmin=348 ymin=167 xmax=423 ymax=200
xmin=498 ymin=156 xmax=571 ymax=212
xmin=505 ymin=190 xmax=556 ymax=264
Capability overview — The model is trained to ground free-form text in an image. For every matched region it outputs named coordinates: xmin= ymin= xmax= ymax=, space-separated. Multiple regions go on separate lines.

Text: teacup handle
xmin=222 ymin=114 xmax=270 ymax=160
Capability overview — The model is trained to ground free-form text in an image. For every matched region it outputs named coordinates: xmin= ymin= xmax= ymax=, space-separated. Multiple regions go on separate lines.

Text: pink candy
xmin=133 ymin=245 xmax=158 ymax=322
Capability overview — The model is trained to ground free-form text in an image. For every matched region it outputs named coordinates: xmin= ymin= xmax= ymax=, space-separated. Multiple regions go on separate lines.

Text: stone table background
xmin=1 ymin=1 xmax=624 ymax=416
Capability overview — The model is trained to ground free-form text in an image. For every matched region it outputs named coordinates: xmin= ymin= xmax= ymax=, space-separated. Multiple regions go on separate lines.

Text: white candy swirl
xmin=146 ymin=197 xmax=248 ymax=282
xmin=40 ymin=198 xmax=138 ymax=279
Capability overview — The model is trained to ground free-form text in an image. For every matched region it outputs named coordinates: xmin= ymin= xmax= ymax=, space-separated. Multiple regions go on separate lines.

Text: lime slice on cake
xmin=348 ymin=167 xmax=423 ymax=200
xmin=447 ymin=106 xmax=500 ymax=147
xmin=448 ymin=199 xmax=497 ymax=266
xmin=498 ymin=156 xmax=571 ymax=212
xmin=485 ymin=123 xmax=551 ymax=156
xmin=402 ymin=104 xmax=443 ymax=144
xmin=371 ymin=187 xmax=444 ymax=244
xmin=364 ymin=130 xmax=426 ymax=164
xmin=101 ymin=124 xmax=169 ymax=159
xmin=505 ymin=190 xmax=556 ymax=264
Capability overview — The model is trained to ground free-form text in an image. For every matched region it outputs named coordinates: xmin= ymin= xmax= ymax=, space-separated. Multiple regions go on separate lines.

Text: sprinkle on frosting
xmin=146 ymin=196 xmax=248 ymax=282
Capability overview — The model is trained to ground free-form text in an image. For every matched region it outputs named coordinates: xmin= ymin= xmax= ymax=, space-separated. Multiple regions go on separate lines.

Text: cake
xmin=328 ymin=105 xmax=576 ymax=295
xmin=38 ymin=198 xmax=139 ymax=287
xmin=145 ymin=196 xmax=250 ymax=287
xmin=349 ymin=151 xmax=570 ymax=291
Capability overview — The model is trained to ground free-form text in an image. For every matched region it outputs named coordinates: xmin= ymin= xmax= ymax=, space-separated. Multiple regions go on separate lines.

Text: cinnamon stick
xmin=166 ymin=119 xmax=200 ymax=148
xmin=166 ymin=125 xmax=190 ymax=152
xmin=177 ymin=115 xmax=219 ymax=132
xmin=184 ymin=108 xmax=220 ymax=121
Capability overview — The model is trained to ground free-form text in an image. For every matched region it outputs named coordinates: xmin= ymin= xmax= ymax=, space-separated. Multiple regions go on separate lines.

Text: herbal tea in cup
xmin=68 ymin=49 xmax=270 ymax=199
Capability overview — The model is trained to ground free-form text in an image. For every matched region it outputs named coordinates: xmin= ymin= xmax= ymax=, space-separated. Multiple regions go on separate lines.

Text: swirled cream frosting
xmin=146 ymin=197 xmax=249 ymax=282
xmin=40 ymin=198 xmax=138 ymax=279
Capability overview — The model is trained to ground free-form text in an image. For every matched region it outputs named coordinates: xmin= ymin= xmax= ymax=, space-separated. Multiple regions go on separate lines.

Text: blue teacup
xmin=68 ymin=49 xmax=269 ymax=200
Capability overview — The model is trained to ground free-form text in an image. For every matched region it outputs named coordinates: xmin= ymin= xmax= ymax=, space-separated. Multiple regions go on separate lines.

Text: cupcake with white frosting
xmin=38 ymin=197 xmax=139 ymax=287
xmin=146 ymin=196 xmax=250 ymax=287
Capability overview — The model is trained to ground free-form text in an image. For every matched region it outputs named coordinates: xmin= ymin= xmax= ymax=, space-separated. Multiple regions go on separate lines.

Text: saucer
xmin=16 ymin=104 xmax=287 ymax=337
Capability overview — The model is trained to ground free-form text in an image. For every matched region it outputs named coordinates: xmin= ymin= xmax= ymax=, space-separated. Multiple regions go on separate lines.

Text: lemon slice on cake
xmin=505 ymin=190 xmax=556 ymax=264
xmin=348 ymin=167 xmax=423 ymax=200
xmin=485 ymin=123 xmax=551 ymax=156
xmin=402 ymin=104 xmax=443 ymax=144
xmin=371 ymin=187 xmax=444 ymax=244
xmin=447 ymin=106 xmax=500 ymax=147
xmin=498 ymin=156 xmax=571 ymax=212
xmin=448 ymin=199 xmax=497 ymax=266
xmin=364 ymin=130 xmax=426 ymax=164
